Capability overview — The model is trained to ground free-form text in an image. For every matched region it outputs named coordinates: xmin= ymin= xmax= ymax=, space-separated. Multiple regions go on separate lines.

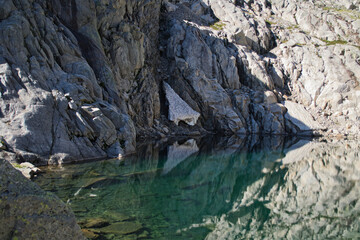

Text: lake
xmin=34 ymin=135 xmax=360 ymax=239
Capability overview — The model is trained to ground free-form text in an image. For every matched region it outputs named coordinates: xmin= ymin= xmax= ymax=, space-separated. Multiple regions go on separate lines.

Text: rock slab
xmin=163 ymin=82 xmax=200 ymax=126
xmin=284 ymin=101 xmax=324 ymax=132
xmin=0 ymin=159 xmax=85 ymax=239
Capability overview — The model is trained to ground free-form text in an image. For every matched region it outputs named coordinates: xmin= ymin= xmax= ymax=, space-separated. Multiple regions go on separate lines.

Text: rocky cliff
xmin=0 ymin=0 xmax=359 ymax=164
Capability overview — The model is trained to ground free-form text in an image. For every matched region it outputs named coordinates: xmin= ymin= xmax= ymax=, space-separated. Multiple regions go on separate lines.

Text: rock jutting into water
xmin=0 ymin=0 xmax=359 ymax=238
xmin=0 ymin=159 xmax=85 ymax=240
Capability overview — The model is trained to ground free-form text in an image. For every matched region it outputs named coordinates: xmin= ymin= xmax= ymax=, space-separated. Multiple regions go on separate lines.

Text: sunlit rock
xmin=284 ymin=101 xmax=324 ymax=132
xmin=163 ymin=82 xmax=200 ymax=126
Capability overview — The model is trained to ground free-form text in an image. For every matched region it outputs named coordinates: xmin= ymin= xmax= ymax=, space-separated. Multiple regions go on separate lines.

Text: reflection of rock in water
xmin=35 ymin=136 xmax=360 ymax=239
xmin=162 ymin=139 xmax=199 ymax=174
xmin=198 ymin=141 xmax=360 ymax=239
xmin=281 ymin=139 xmax=316 ymax=164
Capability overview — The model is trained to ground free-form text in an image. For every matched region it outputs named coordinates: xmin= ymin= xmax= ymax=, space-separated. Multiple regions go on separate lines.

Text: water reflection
xmin=35 ymin=136 xmax=360 ymax=239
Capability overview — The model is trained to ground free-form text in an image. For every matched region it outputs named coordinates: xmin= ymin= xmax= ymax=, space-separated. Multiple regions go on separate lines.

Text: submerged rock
xmin=81 ymin=229 xmax=99 ymax=239
xmin=81 ymin=218 xmax=109 ymax=228
xmin=99 ymin=221 xmax=143 ymax=235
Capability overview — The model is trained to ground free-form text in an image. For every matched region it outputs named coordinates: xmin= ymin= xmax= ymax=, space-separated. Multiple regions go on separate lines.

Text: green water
xmin=35 ymin=136 xmax=360 ymax=239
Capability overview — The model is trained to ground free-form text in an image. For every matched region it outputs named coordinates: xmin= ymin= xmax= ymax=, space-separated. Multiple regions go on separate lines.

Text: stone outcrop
xmin=0 ymin=0 xmax=359 ymax=164
xmin=160 ymin=0 xmax=359 ymax=136
xmin=284 ymin=100 xmax=325 ymax=134
xmin=12 ymin=162 xmax=41 ymax=179
xmin=0 ymin=0 xmax=161 ymax=164
xmin=0 ymin=159 xmax=85 ymax=239
xmin=163 ymin=82 xmax=200 ymax=126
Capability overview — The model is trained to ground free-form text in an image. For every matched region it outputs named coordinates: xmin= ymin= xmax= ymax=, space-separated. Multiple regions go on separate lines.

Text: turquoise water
xmin=35 ymin=136 xmax=360 ymax=239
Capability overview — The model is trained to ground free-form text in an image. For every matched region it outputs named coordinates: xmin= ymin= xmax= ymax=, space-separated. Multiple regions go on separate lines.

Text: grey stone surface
xmin=0 ymin=0 xmax=161 ymax=163
xmin=0 ymin=159 xmax=86 ymax=239
xmin=163 ymin=82 xmax=200 ymax=126
xmin=0 ymin=0 xmax=359 ymax=165
xmin=284 ymin=101 xmax=325 ymax=132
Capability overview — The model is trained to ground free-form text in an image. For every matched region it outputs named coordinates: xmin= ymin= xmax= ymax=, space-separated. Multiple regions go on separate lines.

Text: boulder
xmin=0 ymin=159 xmax=86 ymax=239
xmin=163 ymin=82 xmax=200 ymax=126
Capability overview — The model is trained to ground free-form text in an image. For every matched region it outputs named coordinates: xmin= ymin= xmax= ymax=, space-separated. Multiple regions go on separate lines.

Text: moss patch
xmin=11 ymin=163 xmax=25 ymax=169
xmin=320 ymin=39 xmax=348 ymax=46
xmin=286 ymin=24 xmax=300 ymax=30
xmin=322 ymin=6 xmax=360 ymax=19
xmin=265 ymin=20 xmax=277 ymax=25
xmin=210 ymin=21 xmax=226 ymax=31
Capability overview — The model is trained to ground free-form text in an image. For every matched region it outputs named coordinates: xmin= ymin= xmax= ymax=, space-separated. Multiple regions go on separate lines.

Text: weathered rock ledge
xmin=0 ymin=159 xmax=85 ymax=239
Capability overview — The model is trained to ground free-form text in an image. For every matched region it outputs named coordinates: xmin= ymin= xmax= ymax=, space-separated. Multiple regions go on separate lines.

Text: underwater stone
xmin=99 ymin=222 xmax=143 ymax=235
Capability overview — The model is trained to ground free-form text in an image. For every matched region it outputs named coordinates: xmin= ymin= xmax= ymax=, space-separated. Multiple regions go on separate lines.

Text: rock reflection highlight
xmin=205 ymin=140 xmax=360 ymax=239
xmin=163 ymin=139 xmax=199 ymax=175
xmin=35 ymin=136 xmax=360 ymax=239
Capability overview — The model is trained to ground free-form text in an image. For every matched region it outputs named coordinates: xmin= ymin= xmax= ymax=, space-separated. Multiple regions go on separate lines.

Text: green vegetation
xmin=322 ymin=6 xmax=360 ymax=20
xmin=265 ymin=20 xmax=277 ymax=25
xmin=210 ymin=21 xmax=226 ymax=31
xmin=286 ymin=24 xmax=300 ymax=30
xmin=320 ymin=39 xmax=348 ymax=46
xmin=316 ymin=51 xmax=322 ymax=58
xmin=322 ymin=6 xmax=335 ymax=11
xmin=12 ymin=163 xmax=25 ymax=168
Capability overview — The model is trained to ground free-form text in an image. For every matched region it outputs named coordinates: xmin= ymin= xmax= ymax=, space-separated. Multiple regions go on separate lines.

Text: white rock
xmin=68 ymin=100 xmax=78 ymax=110
xmin=163 ymin=82 xmax=200 ymax=126
xmin=19 ymin=162 xmax=35 ymax=169
xmin=284 ymin=101 xmax=324 ymax=131
xmin=264 ymin=91 xmax=278 ymax=105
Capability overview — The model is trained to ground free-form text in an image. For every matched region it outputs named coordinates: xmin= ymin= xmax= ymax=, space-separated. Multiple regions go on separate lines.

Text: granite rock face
xmin=0 ymin=159 xmax=86 ymax=239
xmin=161 ymin=0 xmax=359 ymax=136
xmin=0 ymin=0 xmax=359 ymax=163
xmin=0 ymin=0 xmax=161 ymax=164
